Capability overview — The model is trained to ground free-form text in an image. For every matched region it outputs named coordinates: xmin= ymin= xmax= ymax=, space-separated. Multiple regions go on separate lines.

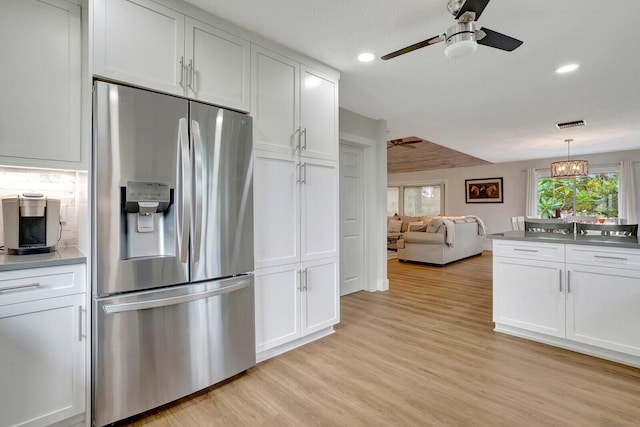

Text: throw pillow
xmin=427 ymin=218 xmax=444 ymax=233
xmin=388 ymin=220 xmax=402 ymax=233
xmin=407 ymin=221 xmax=426 ymax=232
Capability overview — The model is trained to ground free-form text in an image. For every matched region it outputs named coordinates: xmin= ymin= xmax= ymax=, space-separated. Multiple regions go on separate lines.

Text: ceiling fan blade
xmin=455 ymin=0 xmax=491 ymax=20
xmin=381 ymin=34 xmax=444 ymax=60
xmin=400 ymin=143 xmax=417 ymax=149
xmin=477 ymin=27 xmax=523 ymax=51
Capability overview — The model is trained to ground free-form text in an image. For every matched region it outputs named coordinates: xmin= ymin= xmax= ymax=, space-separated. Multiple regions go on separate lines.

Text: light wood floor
xmin=122 ymin=252 xmax=640 ymax=426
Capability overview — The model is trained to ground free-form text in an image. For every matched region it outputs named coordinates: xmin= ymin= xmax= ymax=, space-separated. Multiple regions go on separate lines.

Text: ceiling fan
xmin=381 ymin=0 xmax=523 ymax=61
xmin=387 ymin=137 xmax=422 ymax=149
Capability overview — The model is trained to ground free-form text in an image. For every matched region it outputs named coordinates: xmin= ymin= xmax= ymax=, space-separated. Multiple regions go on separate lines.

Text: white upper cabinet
xmin=300 ymin=66 xmax=339 ymax=161
xmin=251 ymin=46 xmax=299 ymax=155
xmin=185 ymin=17 xmax=250 ymax=111
xmin=94 ymin=0 xmax=250 ymax=111
xmin=252 ymin=46 xmax=338 ymax=161
xmin=0 ymin=0 xmax=82 ymax=168
xmin=93 ymin=0 xmax=185 ymax=96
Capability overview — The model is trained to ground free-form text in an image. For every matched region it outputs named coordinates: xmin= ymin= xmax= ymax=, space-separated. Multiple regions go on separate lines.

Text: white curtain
xmin=525 ymin=167 xmax=538 ymax=218
xmin=618 ymin=161 xmax=637 ymax=224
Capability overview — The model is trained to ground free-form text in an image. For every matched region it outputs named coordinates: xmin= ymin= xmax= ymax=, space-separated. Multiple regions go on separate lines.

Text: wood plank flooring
xmin=120 ymin=252 xmax=640 ymax=426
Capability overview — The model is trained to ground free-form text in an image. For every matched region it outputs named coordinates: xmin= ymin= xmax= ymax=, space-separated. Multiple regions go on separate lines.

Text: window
xmin=387 ymin=187 xmax=400 ymax=216
xmin=536 ymin=168 xmax=619 ymax=219
xmin=403 ymin=185 xmax=442 ymax=216
xmin=387 ymin=184 xmax=444 ymax=217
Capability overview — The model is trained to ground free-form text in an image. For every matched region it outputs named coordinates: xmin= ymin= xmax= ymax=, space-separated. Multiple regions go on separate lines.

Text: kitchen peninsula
xmin=491 ymin=229 xmax=640 ymax=368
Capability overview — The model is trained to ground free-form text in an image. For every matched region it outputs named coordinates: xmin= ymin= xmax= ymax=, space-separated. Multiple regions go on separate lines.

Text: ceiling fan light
xmin=444 ymin=38 xmax=478 ymax=59
xmin=444 ymin=22 xmax=478 ymax=59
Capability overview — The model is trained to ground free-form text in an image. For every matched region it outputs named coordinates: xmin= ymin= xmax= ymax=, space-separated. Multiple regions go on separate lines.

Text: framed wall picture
xmin=465 ymin=177 xmax=503 ymax=203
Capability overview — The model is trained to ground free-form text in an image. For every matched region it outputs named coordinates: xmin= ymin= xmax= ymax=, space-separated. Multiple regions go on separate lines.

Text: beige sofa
xmin=388 ymin=215 xmax=485 ymax=265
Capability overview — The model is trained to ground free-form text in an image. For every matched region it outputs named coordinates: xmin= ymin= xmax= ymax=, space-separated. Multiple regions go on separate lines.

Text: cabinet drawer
xmin=0 ymin=264 xmax=86 ymax=306
xmin=566 ymin=245 xmax=640 ymax=271
xmin=493 ymin=240 xmax=565 ymax=262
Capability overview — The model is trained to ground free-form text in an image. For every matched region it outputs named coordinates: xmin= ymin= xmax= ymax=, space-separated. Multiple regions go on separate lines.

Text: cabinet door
xmin=254 ymin=264 xmax=301 ymax=352
xmin=185 ymin=17 xmax=250 ymax=111
xmin=566 ymin=264 xmax=640 ymax=356
xmin=0 ymin=294 xmax=85 ymax=427
xmin=253 ymin=150 xmax=300 ymax=269
xmin=302 ymin=258 xmax=339 ymax=335
xmin=251 ymin=45 xmax=300 ymax=154
xmin=300 ymin=66 xmax=339 ymax=161
xmin=94 ymin=0 xmax=184 ymax=96
xmin=301 ymin=159 xmax=339 ymax=261
xmin=493 ymin=257 xmax=565 ymax=337
xmin=0 ymin=0 xmax=82 ymax=167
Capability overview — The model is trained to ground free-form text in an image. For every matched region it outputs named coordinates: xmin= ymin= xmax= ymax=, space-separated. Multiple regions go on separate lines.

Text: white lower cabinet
xmin=493 ymin=257 xmax=565 ymax=337
xmin=0 ymin=264 xmax=86 ymax=427
xmin=566 ymin=264 xmax=640 ymax=357
xmin=493 ymin=239 xmax=640 ymax=367
xmin=0 ymin=294 xmax=86 ymax=427
xmin=255 ymin=258 xmax=339 ymax=359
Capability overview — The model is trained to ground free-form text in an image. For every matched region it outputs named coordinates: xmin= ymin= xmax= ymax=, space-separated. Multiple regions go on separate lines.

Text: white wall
xmin=339 ymin=108 xmax=389 ymax=291
xmin=388 ymin=149 xmax=640 ymax=248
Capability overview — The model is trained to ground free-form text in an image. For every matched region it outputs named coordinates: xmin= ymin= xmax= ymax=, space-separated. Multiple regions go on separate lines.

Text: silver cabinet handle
xmin=301 ymin=127 xmax=307 ymax=151
xmin=176 ymin=118 xmax=191 ymax=263
xmin=191 ymin=120 xmax=204 ymax=262
xmin=594 ymin=255 xmax=628 ymax=261
xmin=104 ymin=280 xmax=250 ymax=314
xmin=304 ymin=269 xmax=308 ymax=291
xmin=296 ymin=163 xmax=301 ymax=184
xmin=567 ymin=270 xmax=571 ymax=293
xmin=78 ymin=306 xmax=85 ymax=342
xmin=187 ymin=59 xmax=194 ymax=90
xmin=0 ymin=282 xmax=41 ymax=292
xmin=179 ymin=56 xmax=185 ymax=89
xmin=294 ymin=128 xmax=301 ymax=151
xmin=301 ymin=269 xmax=308 ymax=291
xmin=301 ymin=163 xmax=307 ymax=184
xmin=559 ymin=269 xmax=563 ymax=292
xmin=513 ymin=248 xmax=539 ymax=253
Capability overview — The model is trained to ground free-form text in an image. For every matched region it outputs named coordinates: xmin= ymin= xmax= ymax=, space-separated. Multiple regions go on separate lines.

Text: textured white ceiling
xmin=184 ymin=0 xmax=640 ymax=163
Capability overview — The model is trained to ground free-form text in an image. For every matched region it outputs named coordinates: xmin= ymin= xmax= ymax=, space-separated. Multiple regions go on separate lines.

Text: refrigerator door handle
xmin=176 ymin=118 xmax=191 ymax=263
xmin=191 ymin=120 xmax=204 ymax=262
xmin=102 ymin=279 xmax=251 ymax=313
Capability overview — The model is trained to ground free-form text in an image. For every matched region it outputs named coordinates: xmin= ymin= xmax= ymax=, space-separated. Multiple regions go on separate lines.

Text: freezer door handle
xmin=103 ymin=279 xmax=251 ymax=314
xmin=176 ymin=118 xmax=191 ymax=263
xmin=191 ymin=120 xmax=204 ymax=262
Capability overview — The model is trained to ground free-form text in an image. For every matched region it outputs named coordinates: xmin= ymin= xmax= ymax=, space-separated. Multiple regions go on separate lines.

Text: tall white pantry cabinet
xmin=251 ymin=45 xmax=340 ymax=360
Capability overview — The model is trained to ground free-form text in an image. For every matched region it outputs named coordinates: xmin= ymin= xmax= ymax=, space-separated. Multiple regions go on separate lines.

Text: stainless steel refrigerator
xmin=92 ymin=81 xmax=255 ymax=426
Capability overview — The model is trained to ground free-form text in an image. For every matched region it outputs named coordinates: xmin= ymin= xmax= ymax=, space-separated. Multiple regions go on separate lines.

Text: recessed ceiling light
xmin=555 ymin=64 xmax=580 ymax=74
xmin=357 ymin=52 xmax=375 ymax=62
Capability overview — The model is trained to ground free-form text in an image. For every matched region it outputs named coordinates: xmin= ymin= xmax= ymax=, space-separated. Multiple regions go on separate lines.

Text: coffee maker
xmin=2 ymin=193 xmax=61 ymax=255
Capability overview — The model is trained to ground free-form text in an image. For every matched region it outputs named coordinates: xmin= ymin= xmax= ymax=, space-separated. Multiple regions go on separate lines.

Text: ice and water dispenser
xmin=122 ymin=181 xmax=174 ymax=259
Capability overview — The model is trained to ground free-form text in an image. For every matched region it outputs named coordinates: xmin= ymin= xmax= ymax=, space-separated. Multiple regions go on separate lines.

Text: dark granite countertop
xmin=489 ymin=231 xmax=640 ymax=250
xmin=0 ymin=246 xmax=86 ymax=272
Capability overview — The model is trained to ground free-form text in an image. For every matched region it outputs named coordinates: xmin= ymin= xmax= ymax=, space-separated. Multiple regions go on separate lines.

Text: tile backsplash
xmin=0 ymin=166 xmax=85 ymax=248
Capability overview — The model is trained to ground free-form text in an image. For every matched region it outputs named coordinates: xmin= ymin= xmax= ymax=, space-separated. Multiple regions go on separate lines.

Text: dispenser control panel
xmin=124 ymin=181 xmax=171 ymax=214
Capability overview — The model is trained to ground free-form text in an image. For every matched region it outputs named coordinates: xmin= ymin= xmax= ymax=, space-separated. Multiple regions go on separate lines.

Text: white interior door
xmin=340 ymin=144 xmax=365 ymax=295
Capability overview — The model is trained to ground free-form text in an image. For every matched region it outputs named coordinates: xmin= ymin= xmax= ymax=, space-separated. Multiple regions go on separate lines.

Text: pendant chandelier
xmin=550 ymin=139 xmax=589 ymax=178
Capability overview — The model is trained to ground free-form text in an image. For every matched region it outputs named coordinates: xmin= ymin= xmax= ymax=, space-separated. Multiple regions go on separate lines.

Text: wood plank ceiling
xmin=387 ymin=137 xmax=491 ymax=174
